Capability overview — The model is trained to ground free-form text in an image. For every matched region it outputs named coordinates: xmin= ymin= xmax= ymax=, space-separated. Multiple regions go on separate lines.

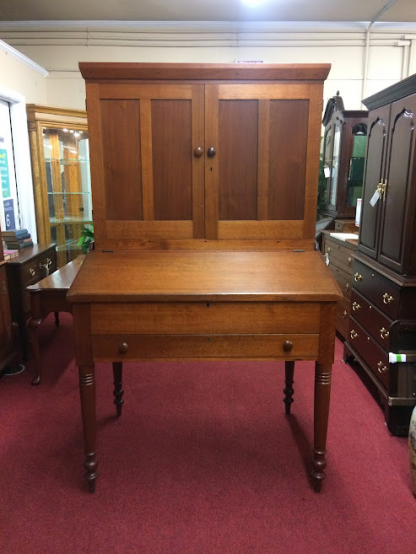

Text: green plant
xmin=77 ymin=223 xmax=94 ymax=254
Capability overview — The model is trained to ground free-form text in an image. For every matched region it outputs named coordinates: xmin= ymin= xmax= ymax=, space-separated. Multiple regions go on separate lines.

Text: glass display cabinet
xmin=320 ymin=92 xmax=368 ymax=219
xmin=27 ymin=105 xmax=92 ymax=267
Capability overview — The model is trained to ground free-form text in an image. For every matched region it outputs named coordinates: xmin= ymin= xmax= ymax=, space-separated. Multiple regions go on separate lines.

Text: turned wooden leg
xmin=54 ymin=312 xmax=60 ymax=327
xmin=112 ymin=362 xmax=124 ymax=417
xmin=312 ymin=362 xmax=332 ymax=492
xmin=283 ymin=360 xmax=295 ymax=414
xmin=79 ymin=364 xmax=98 ymax=493
xmin=27 ymin=316 xmax=44 ymax=385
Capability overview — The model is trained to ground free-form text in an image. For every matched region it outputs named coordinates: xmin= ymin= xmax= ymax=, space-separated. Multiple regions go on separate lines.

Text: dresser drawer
xmin=328 ymin=263 xmax=352 ymax=299
xmin=350 ymin=290 xmax=393 ymax=350
xmin=92 ymin=334 xmax=320 ymax=361
xmin=324 ymin=241 xmax=354 ymax=274
xmin=352 ymin=260 xmax=400 ymax=319
xmin=335 ymin=296 xmax=351 ymax=339
xmin=348 ymin=318 xmax=389 ymax=388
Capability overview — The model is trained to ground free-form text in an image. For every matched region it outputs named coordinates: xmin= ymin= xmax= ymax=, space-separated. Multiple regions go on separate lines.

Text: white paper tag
xmin=324 ymin=166 xmax=330 ymax=178
xmin=370 ymin=190 xmax=379 ymax=207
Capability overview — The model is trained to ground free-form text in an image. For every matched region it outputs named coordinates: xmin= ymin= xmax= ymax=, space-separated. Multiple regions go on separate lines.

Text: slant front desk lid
xmin=67 ymin=250 xmax=342 ymax=303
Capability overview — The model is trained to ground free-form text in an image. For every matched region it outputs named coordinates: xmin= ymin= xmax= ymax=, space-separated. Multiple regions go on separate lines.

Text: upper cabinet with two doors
xmin=80 ymin=63 xmax=330 ymax=251
xmin=359 ymin=75 xmax=416 ymax=276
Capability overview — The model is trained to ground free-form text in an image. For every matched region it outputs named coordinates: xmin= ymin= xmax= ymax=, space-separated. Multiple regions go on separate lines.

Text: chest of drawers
xmin=6 ymin=244 xmax=57 ymax=357
xmin=321 ymin=231 xmax=358 ymax=340
xmin=345 ymin=257 xmax=416 ymax=435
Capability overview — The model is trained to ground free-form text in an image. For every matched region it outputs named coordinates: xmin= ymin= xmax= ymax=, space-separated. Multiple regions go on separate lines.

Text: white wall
xmin=0 ymin=47 xmax=47 ymax=104
xmin=4 ymin=21 xmax=413 ymax=112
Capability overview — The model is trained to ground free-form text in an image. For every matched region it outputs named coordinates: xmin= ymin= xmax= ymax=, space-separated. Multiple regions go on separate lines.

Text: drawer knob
xmin=350 ymin=330 xmax=358 ymax=339
xmin=380 ymin=327 xmax=390 ymax=339
xmin=347 ymin=257 xmax=352 ymax=264
xmin=118 ymin=342 xmax=128 ymax=354
xmin=283 ymin=340 xmax=293 ymax=352
xmin=383 ymin=293 xmax=394 ymax=304
xmin=193 ymin=146 xmax=203 ymax=158
xmin=352 ymin=302 xmax=361 ymax=311
xmin=345 ymin=283 xmax=350 ymax=292
xmin=354 ymin=272 xmax=363 ymax=282
xmin=377 ymin=361 xmax=388 ymax=373
xmin=327 ymin=247 xmax=331 ymax=252
xmin=342 ymin=310 xmax=347 ymax=318
xmin=29 ymin=267 xmax=36 ymax=277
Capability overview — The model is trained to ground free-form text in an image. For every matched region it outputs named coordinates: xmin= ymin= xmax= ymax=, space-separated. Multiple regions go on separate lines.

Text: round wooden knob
xmin=207 ymin=147 xmax=216 ymax=157
xmin=283 ymin=340 xmax=293 ymax=352
xmin=194 ymin=146 xmax=203 ymax=157
xmin=118 ymin=342 xmax=128 ymax=354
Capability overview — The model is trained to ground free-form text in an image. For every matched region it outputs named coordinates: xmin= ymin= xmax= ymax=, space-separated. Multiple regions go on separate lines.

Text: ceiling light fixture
xmin=240 ymin=0 xmax=268 ymax=6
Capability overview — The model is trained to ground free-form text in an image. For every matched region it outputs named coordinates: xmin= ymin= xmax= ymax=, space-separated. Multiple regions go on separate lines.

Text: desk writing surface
xmin=67 ymin=250 xmax=342 ymax=303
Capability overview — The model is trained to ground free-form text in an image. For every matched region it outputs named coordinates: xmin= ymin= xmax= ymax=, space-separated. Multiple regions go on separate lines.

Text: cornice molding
xmin=0 ymin=39 xmax=48 ymax=76
xmin=0 ymin=21 xmax=414 ymax=48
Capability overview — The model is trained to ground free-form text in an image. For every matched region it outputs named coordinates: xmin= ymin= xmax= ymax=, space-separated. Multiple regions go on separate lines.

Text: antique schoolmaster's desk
xmin=69 ymin=63 xmax=341 ymax=493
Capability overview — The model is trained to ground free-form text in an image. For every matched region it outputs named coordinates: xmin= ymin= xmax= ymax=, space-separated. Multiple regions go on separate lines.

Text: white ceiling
xmin=0 ymin=0 xmax=415 ymax=23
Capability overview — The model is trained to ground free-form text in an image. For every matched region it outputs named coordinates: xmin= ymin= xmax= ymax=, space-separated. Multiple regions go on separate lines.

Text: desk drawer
xmin=92 ymin=334 xmax=319 ymax=361
xmin=91 ymin=302 xmax=321 ymax=335
xmin=22 ymin=251 xmax=57 ymax=286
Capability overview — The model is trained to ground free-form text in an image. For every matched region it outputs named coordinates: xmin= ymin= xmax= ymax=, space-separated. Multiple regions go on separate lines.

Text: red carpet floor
xmin=1 ymin=313 xmax=415 ymax=554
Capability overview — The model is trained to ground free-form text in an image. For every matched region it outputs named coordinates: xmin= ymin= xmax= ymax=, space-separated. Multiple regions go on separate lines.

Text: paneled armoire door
xmin=87 ymin=83 xmax=205 ymax=245
xmin=378 ymin=94 xmax=416 ymax=274
xmin=204 ymin=83 xmax=322 ymax=240
xmin=358 ymin=105 xmax=389 ymax=260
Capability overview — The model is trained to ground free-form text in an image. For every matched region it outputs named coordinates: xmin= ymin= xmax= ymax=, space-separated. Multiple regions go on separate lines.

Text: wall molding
xmin=0 ymin=20 xmax=415 ymax=48
xmin=0 ymin=39 xmax=48 ymax=75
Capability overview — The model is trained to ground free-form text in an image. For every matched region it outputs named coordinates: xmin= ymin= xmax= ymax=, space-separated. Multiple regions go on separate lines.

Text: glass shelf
xmin=47 ymin=191 xmax=91 ymax=195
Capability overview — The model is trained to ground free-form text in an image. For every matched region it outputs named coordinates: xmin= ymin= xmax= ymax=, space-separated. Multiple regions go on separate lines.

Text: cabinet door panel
xmin=378 ymin=94 xmax=416 ymax=273
xmin=101 ymin=99 xmax=143 ymax=221
xmin=205 ymin=83 xmax=320 ymax=240
xmin=358 ymin=106 xmax=389 ymax=259
xmin=89 ymin=84 xmax=204 ymax=247
xmin=218 ymin=100 xmax=258 ymax=221
xmin=269 ymin=99 xmax=308 ymax=220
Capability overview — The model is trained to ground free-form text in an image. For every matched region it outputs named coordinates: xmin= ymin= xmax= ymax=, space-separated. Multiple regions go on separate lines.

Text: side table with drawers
xmin=321 ymin=231 xmax=359 ymax=340
xmin=344 ymin=257 xmax=416 ymax=436
xmin=6 ymin=244 xmax=57 ymax=358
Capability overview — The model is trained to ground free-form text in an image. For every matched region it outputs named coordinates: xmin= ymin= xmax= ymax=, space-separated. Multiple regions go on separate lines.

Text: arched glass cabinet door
xmin=346 ymin=123 xmax=367 ymax=208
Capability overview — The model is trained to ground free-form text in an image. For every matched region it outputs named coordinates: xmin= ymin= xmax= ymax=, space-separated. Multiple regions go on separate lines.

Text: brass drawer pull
xmin=342 ymin=310 xmax=347 ymax=318
xmin=327 ymin=247 xmax=331 ymax=252
xmin=345 ymin=283 xmax=350 ymax=292
xmin=347 ymin=257 xmax=352 ymax=265
xmin=118 ymin=342 xmax=128 ymax=354
xmin=283 ymin=340 xmax=293 ymax=352
xmin=350 ymin=330 xmax=358 ymax=339
xmin=377 ymin=361 xmax=388 ymax=373
xmin=380 ymin=327 xmax=389 ymax=339
xmin=39 ymin=258 xmax=53 ymax=276
xmin=354 ymin=272 xmax=363 ymax=282
xmin=383 ymin=293 xmax=394 ymax=304
xmin=352 ymin=302 xmax=361 ymax=311
xmin=29 ymin=267 xmax=36 ymax=277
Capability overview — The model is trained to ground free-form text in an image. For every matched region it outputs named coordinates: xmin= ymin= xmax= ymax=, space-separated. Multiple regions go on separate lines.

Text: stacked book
xmin=1 ymin=229 xmax=34 ymax=250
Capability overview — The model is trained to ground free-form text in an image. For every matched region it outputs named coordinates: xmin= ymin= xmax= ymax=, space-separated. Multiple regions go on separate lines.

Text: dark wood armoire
xmin=320 ymin=92 xmax=368 ymax=219
xmin=344 ymin=75 xmax=416 ymax=435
